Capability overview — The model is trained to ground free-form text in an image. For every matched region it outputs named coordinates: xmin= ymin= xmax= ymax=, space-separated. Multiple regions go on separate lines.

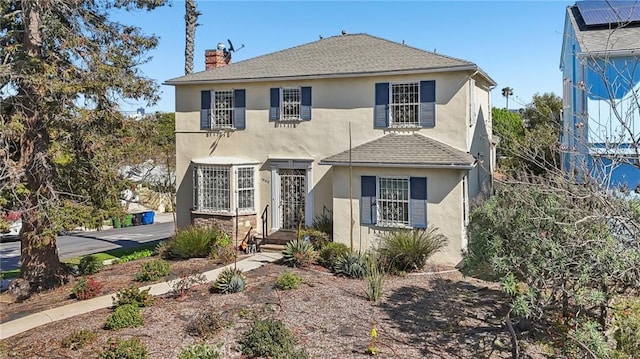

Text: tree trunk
xmin=184 ymin=0 xmax=198 ymax=74
xmin=17 ymin=0 xmax=69 ymax=289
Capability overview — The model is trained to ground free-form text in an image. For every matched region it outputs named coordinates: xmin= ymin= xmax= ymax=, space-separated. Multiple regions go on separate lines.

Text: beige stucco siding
xmin=331 ymin=166 xmax=467 ymax=266
xmin=174 ymin=71 xmax=485 ymax=240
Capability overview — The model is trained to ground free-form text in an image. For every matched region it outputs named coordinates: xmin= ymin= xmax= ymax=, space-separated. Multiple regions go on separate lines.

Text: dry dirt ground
xmin=0 ymin=256 xmax=553 ymax=359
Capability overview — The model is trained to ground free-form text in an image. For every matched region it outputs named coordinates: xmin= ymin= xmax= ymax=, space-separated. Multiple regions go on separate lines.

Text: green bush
xmin=113 ymin=249 xmax=154 ymax=264
xmin=318 ymin=242 xmax=350 ymax=270
xmin=112 ymin=287 xmax=154 ymax=308
xmin=71 ymin=277 xmax=104 ymax=300
xmin=377 ymin=227 xmax=446 ymax=273
xmin=178 ymin=343 xmax=220 ymax=359
xmin=569 ymin=321 xmax=613 ymax=358
xmin=78 ymin=254 xmax=103 ymax=275
xmin=186 ymin=308 xmax=226 ymax=338
xmin=364 ymin=254 xmax=386 ymax=302
xmin=210 ymin=234 xmax=236 ymax=264
xmin=298 ymin=228 xmax=331 ymax=250
xmin=165 ymin=226 xmax=221 ymax=259
xmin=212 ymin=268 xmax=246 ymax=294
xmin=61 ymin=329 xmax=97 ymax=350
xmin=274 ymin=272 xmax=303 ymax=290
xmin=98 ymin=338 xmax=148 ymax=359
xmin=134 ymin=259 xmax=170 ymax=282
xmin=311 ymin=207 xmax=333 ymax=236
xmin=239 ymin=318 xmax=308 ymax=359
xmin=613 ymin=298 xmax=640 ymax=356
xmin=333 ymin=252 xmax=367 ymax=278
xmin=104 ymin=304 xmax=144 ymax=330
xmin=282 ymin=240 xmax=317 ymax=268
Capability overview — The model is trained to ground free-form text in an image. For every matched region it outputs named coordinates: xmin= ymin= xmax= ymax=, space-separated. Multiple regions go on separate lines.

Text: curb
xmin=0 ymin=251 xmax=283 ymax=340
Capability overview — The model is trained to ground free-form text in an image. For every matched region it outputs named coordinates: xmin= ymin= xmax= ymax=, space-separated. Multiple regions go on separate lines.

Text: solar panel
xmin=576 ymin=1 xmax=640 ymax=26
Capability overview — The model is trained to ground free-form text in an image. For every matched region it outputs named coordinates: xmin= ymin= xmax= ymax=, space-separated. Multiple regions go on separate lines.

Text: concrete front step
xmin=256 ymin=230 xmax=297 ymax=246
xmin=258 ymin=243 xmax=286 ymax=252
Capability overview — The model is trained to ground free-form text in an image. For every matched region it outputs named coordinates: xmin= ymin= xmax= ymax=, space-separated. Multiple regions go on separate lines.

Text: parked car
xmin=1 ymin=211 xmax=22 ymax=242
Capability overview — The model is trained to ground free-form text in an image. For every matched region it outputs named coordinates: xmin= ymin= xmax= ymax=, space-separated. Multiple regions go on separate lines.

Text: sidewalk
xmin=0 ymin=251 xmax=283 ymax=340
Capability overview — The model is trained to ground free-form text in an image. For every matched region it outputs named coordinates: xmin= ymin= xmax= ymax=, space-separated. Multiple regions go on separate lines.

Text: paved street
xmin=0 ymin=222 xmax=175 ymax=272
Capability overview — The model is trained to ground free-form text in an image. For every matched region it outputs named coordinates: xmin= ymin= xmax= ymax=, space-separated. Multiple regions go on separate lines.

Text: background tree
xmin=501 ymin=87 xmax=513 ymax=110
xmin=184 ymin=0 xmax=201 ymax=74
xmin=522 ymin=92 xmax=562 ymax=131
xmin=0 ymin=0 xmax=167 ymax=290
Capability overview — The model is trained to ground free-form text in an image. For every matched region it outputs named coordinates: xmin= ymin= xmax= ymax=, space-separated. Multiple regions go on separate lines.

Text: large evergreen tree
xmin=0 ymin=0 xmax=166 ymax=290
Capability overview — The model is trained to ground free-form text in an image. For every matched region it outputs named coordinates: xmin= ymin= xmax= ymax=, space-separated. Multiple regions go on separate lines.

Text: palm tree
xmin=502 ymin=87 xmax=513 ymax=110
xmin=184 ymin=0 xmax=201 ymax=74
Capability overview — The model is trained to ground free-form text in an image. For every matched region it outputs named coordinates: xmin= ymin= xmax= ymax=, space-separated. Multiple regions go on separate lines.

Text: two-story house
xmin=165 ymin=33 xmax=495 ymax=265
xmin=560 ymin=1 xmax=640 ymax=189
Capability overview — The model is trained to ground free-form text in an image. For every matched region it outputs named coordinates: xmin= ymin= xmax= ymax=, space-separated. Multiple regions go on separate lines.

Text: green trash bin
xmin=123 ymin=214 xmax=133 ymax=227
xmin=112 ymin=217 xmax=122 ymax=229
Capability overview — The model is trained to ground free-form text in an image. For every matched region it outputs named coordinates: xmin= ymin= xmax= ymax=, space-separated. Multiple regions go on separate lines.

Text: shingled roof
xmin=165 ymin=33 xmax=494 ymax=85
xmin=320 ymin=133 xmax=476 ymax=169
xmin=567 ymin=5 xmax=640 ymax=52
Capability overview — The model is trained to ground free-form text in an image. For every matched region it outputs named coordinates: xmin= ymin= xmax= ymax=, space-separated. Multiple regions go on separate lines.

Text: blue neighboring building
xmin=560 ymin=1 xmax=640 ymax=189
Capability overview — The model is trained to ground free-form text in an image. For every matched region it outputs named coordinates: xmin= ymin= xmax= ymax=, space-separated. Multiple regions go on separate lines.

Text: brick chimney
xmin=205 ymin=43 xmax=231 ymax=70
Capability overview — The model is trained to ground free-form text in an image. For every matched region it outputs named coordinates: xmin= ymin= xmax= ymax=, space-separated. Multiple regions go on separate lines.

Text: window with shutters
xmin=212 ymin=90 xmax=234 ymax=128
xmin=281 ymin=88 xmax=301 ymax=120
xmin=377 ymin=177 xmax=410 ymax=227
xmin=390 ymin=83 xmax=420 ymax=127
xmin=193 ymin=164 xmax=255 ymax=213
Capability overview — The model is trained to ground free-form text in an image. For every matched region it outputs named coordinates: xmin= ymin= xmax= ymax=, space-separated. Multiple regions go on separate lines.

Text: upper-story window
xmin=375 ymin=80 xmax=436 ymax=129
xmin=390 ymin=83 xmax=420 ymax=127
xmin=200 ymin=89 xmax=246 ymax=130
xmin=270 ymin=87 xmax=312 ymax=121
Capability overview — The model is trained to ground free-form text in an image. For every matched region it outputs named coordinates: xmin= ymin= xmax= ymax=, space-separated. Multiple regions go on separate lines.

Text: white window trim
xmin=280 ymin=87 xmax=302 ymax=121
xmin=193 ymin=164 xmax=256 ymax=214
xmin=389 ymin=82 xmax=420 ymax=128
xmin=209 ymin=89 xmax=235 ymax=130
xmin=376 ymin=175 xmax=411 ymax=228
xmin=236 ymin=166 xmax=255 ymax=214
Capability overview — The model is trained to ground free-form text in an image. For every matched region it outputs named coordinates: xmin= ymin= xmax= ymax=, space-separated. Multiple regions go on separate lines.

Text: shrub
xmin=61 ymin=329 xmax=97 ymax=350
xmin=298 ymin=228 xmax=330 ymax=250
xmin=274 ymin=272 xmax=303 ymax=290
xmin=377 ymin=227 xmax=446 ymax=273
xmin=333 ymin=252 xmax=367 ymax=278
xmin=210 ymin=235 xmax=236 ymax=264
xmin=165 ymin=226 xmax=221 ymax=259
xmin=112 ymin=287 xmax=154 ymax=308
xmin=186 ymin=308 xmax=226 ymax=338
xmin=282 ymin=240 xmax=317 ymax=268
xmin=613 ymin=297 xmax=640 ymax=356
xmin=78 ymin=254 xmax=103 ymax=275
xmin=212 ymin=268 xmax=246 ymax=294
xmin=239 ymin=318 xmax=308 ymax=359
xmin=178 ymin=343 xmax=220 ymax=359
xmin=569 ymin=320 xmax=613 ymax=358
xmin=98 ymin=338 xmax=148 ymax=359
xmin=311 ymin=207 xmax=333 ymax=236
xmin=114 ymin=249 xmax=154 ymax=264
xmin=71 ymin=277 xmax=104 ymax=300
xmin=364 ymin=255 xmax=386 ymax=302
xmin=172 ymin=272 xmax=207 ymax=298
xmin=134 ymin=259 xmax=170 ymax=282
xmin=104 ymin=304 xmax=144 ymax=330
xmin=318 ymin=242 xmax=350 ymax=269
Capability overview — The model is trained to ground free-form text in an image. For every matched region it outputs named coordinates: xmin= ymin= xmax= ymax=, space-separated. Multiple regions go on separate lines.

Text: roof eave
xmin=318 ymin=160 xmax=476 ymax=170
xmin=163 ymin=64 xmax=487 ymax=86
xmin=576 ymin=48 xmax=640 ymax=58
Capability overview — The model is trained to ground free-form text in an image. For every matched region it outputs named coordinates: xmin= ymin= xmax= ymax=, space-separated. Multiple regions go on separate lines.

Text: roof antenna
xmin=341 ymin=30 xmax=347 ymax=35
xmin=319 ymin=35 xmax=324 ymax=40
xmin=223 ymin=39 xmax=244 ymax=62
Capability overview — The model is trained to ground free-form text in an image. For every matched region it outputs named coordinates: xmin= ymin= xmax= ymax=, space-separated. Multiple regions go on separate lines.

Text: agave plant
xmin=213 ymin=268 xmax=246 ymax=294
xmin=333 ymin=252 xmax=367 ymax=278
xmin=282 ymin=240 xmax=317 ymax=268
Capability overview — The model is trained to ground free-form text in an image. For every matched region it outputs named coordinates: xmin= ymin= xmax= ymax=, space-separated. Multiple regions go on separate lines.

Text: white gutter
xmin=319 ymin=160 xmax=476 ymax=170
xmin=576 ymin=48 xmax=640 ymax=58
xmin=164 ymin=65 xmax=497 ymax=87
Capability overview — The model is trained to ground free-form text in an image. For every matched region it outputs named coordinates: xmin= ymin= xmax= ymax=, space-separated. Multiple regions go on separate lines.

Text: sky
xmin=114 ymin=0 xmax=575 ymax=113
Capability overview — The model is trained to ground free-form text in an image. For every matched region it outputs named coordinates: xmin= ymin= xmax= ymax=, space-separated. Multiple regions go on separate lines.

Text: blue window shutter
xmin=409 ymin=177 xmax=428 ymax=228
xmin=300 ymin=86 xmax=312 ymax=121
xmin=233 ymin=89 xmax=246 ymax=129
xmin=374 ymin=83 xmax=389 ymax=128
xmin=420 ymin=80 xmax=436 ymax=128
xmin=269 ymin=88 xmax=280 ymax=121
xmin=200 ymin=90 xmax=211 ymax=130
xmin=361 ymin=176 xmax=377 ymax=225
